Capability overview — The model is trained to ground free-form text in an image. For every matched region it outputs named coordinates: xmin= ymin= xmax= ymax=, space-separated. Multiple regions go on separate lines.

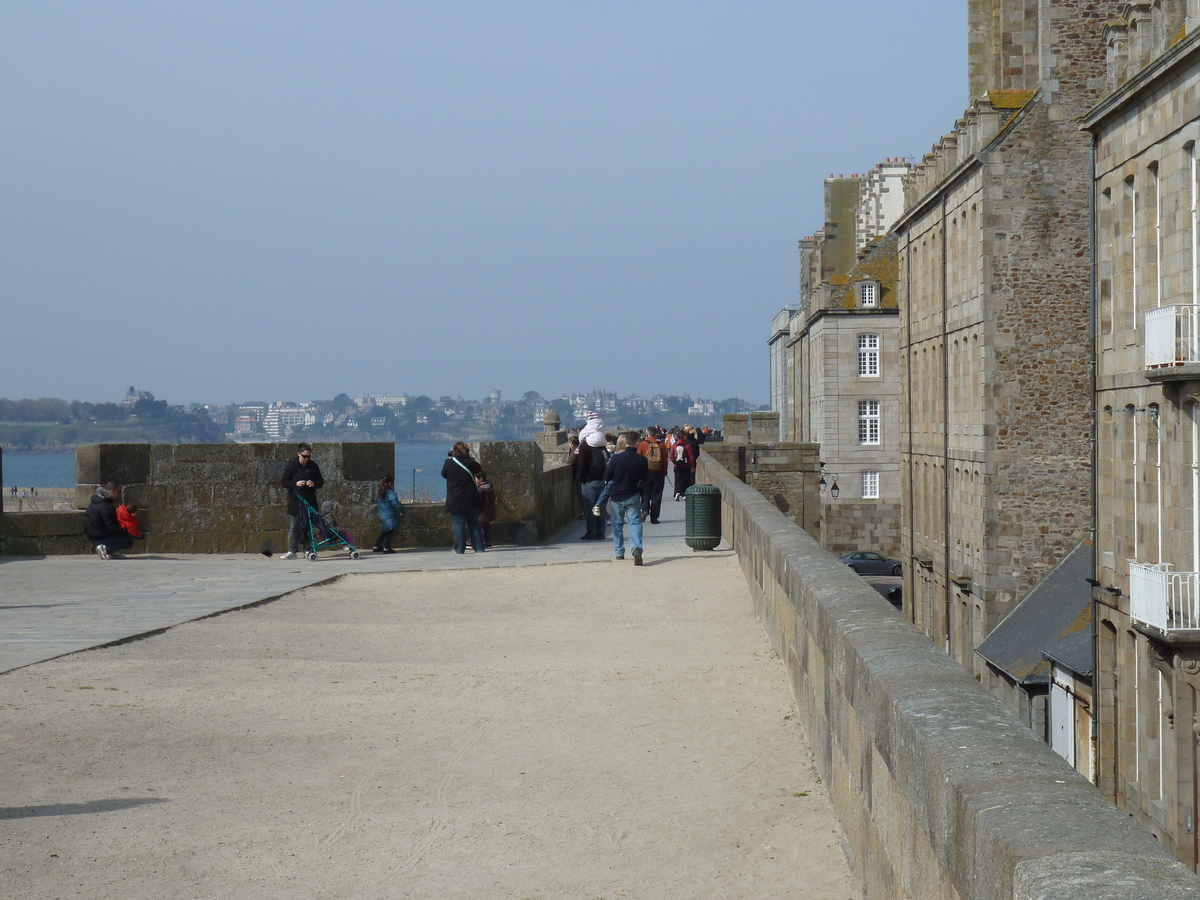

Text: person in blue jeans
xmin=576 ymin=433 xmax=608 ymax=540
xmin=596 ymin=432 xmax=649 ymax=565
xmin=83 ymin=482 xmax=136 ymax=560
xmin=440 ymin=441 xmax=485 ymax=554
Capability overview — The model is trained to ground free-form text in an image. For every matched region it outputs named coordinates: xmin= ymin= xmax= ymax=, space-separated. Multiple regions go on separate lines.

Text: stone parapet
xmin=0 ymin=510 xmax=91 ymax=556
xmin=2 ymin=440 xmax=578 ymax=555
xmin=722 ymin=414 xmax=749 ymax=444
xmin=72 ymin=442 xmax=391 ymax=555
xmin=700 ymin=445 xmax=820 ymax=541
xmin=695 ymin=452 xmax=1200 ymax=900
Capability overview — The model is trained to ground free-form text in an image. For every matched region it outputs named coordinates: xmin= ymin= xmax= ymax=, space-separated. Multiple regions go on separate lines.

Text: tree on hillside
xmin=130 ymin=397 xmax=172 ymax=422
xmin=0 ymin=397 xmax=71 ymax=422
xmin=92 ymin=402 xmax=125 ymax=421
xmin=550 ymin=398 xmax=573 ymax=422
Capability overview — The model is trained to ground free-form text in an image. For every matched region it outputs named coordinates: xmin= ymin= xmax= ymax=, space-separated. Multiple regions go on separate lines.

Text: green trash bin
xmin=684 ymin=483 xmax=722 ymax=551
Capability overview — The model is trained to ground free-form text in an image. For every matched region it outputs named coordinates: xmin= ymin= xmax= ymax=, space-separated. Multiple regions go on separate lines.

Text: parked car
xmin=886 ymin=585 xmax=902 ymax=607
xmin=840 ymin=551 xmax=902 ymax=577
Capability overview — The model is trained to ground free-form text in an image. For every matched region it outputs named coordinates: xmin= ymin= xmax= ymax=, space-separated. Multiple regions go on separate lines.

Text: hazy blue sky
xmin=2 ymin=2 xmax=965 ymax=406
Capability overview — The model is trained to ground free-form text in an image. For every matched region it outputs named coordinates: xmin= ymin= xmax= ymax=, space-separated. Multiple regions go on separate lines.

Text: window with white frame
xmin=858 ymin=400 xmax=880 ymax=445
xmin=862 ymin=470 xmax=879 ymax=499
xmin=858 ymin=282 xmax=878 ymax=308
xmin=858 ymin=333 xmax=880 ymax=376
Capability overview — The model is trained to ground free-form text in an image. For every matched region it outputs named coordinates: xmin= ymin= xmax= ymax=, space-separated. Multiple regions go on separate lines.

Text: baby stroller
xmin=295 ymin=494 xmax=361 ymax=561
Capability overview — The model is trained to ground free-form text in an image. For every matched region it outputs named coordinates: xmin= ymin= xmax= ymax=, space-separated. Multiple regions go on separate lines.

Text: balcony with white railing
xmin=1145 ymin=305 xmax=1200 ymax=376
xmin=1129 ymin=562 xmax=1200 ymax=633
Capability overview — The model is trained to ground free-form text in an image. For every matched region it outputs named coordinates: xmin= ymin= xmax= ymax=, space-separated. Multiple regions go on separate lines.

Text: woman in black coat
xmin=440 ymin=441 xmax=484 ymax=554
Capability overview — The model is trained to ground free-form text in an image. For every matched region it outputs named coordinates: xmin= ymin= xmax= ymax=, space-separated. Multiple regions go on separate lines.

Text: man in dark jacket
xmin=636 ymin=426 xmax=669 ymax=524
xmin=576 ymin=436 xmax=608 ymax=540
xmin=83 ymin=482 xmax=134 ymax=560
xmin=280 ymin=443 xmax=324 ymax=559
xmin=440 ymin=441 xmax=484 ymax=554
xmin=603 ymin=431 xmax=650 ymax=565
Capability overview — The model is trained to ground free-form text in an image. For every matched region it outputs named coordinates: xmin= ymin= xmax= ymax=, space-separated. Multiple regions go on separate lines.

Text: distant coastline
xmin=2 ymin=444 xmax=452 ymax=499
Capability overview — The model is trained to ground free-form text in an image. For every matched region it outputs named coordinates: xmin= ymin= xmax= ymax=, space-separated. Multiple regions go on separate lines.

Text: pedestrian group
xmin=83 ymin=417 xmax=709 ymax=561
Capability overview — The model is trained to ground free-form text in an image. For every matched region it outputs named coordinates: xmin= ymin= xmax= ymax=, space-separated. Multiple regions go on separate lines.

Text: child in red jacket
xmin=116 ymin=503 xmax=143 ymax=539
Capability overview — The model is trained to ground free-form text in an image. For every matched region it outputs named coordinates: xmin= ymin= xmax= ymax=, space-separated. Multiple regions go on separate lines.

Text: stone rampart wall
xmin=703 ymin=442 xmax=821 ymax=541
xmin=696 ymin=451 xmax=1200 ymax=900
xmin=0 ymin=441 xmax=578 ymax=556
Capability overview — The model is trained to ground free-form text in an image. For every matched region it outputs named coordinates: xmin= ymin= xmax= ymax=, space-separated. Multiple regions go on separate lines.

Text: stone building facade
xmin=778 ymin=169 xmax=908 ymax=557
xmin=892 ymin=0 xmax=1113 ymax=674
xmin=767 ymin=306 xmax=795 ymax=441
xmin=1083 ymin=3 xmax=1200 ymax=871
xmin=855 ymin=158 xmax=910 ymax=257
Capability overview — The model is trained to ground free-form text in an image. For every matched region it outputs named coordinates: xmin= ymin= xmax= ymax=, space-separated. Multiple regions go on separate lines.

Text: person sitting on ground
xmin=83 ymin=482 xmax=136 ymax=560
xmin=116 ymin=501 xmax=144 ymax=540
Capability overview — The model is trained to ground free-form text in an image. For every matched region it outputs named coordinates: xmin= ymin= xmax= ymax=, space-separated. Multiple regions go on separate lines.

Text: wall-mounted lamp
xmin=819 ymin=467 xmax=840 ymax=499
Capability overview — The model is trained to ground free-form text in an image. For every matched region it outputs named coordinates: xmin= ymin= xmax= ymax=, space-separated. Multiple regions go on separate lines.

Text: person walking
xmin=280 ymin=442 xmax=324 ymax=560
xmin=600 ymin=431 xmax=649 ymax=565
xmin=637 ymin=426 xmax=669 ymax=524
xmin=671 ymin=430 xmax=695 ymax=500
xmin=372 ymin=474 xmax=405 ymax=553
xmin=576 ymin=428 xmax=608 ymax=541
xmin=441 ymin=441 xmax=484 ymax=554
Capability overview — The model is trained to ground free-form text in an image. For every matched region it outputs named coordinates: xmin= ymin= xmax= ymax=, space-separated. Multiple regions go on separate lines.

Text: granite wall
xmin=696 ymin=451 xmax=1200 ymax=900
xmin=0 ymin=440 xmax=578 ymax=556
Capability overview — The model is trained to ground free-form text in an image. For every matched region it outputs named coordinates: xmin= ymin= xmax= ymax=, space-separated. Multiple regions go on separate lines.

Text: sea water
xmin=2 ymin=444 xmax=453 ymax=501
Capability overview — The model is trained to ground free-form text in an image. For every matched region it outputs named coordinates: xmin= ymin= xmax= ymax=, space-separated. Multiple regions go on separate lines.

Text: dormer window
xmin=857 ymin=281 xmax=878 ymax=308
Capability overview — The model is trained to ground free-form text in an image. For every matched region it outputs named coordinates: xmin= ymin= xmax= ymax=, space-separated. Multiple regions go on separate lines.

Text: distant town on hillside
xmin=0 ymin=388 xmax=765 ymax=452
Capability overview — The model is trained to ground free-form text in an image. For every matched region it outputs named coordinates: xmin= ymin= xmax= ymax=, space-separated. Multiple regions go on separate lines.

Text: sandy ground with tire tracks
xmin=0 ymin=554 xmax=853 ymax=899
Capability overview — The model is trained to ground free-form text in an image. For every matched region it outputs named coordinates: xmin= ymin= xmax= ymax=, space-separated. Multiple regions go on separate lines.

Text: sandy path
xmin=0 ymin=555 xmax=852 ymax=899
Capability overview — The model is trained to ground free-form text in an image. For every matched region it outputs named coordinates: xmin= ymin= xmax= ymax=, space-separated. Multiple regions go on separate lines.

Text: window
xmin=1127 ymin=175 xmax=1138 ymax=330
xmin=858 ymin=333 xmax=880 ymax=376
xmin=862 ymin=471 xmax=879 ymax=499
xmin=858 ymin=282 xmax=878 ymax=308
xmin=858 ymin=400 xmax=880 ymax=445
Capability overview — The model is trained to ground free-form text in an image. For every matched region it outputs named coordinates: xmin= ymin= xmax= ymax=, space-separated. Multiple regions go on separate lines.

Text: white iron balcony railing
xmin=1129 ymin=562 xmax=1200 ymax=631
xmin=1145 ymin=305 xmax=1200 ymax=368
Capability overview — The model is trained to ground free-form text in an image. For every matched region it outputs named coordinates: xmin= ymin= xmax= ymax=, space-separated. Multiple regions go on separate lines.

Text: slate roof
xmin=1043 ymin=625 xmax=1093 ymax=678
xmin=976 ymin=541 xmax=1094 ymax=685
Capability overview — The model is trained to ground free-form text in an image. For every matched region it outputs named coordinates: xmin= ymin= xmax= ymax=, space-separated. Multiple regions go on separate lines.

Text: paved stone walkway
xmin=0 ymin=499 xmax=694 ymax=674
xmin=0 ymin=497 xmax=856 ymax=899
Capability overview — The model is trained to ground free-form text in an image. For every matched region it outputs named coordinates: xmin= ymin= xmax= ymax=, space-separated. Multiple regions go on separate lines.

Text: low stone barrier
xmin=696 ymin=451 xmax=1200 ymax=900
xmin=0 ymin=440 xmax=579 ymax=556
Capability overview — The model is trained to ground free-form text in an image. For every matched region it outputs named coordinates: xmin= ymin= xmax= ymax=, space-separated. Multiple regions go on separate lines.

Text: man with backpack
xmin=637 ymin=426 xmax=670 ymax=524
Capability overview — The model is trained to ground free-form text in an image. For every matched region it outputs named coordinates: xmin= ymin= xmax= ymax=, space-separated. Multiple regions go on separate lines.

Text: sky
xmin=1 ymin=1 xmax=966 ymax=407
